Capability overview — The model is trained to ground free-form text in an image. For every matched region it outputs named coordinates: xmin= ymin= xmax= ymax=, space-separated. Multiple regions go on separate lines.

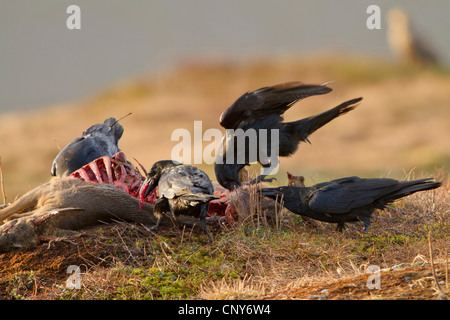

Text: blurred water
xmin=1 ymin=0 xmax=449 ymax=113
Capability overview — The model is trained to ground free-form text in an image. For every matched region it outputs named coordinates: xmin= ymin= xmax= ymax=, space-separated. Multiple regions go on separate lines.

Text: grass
xmin=44 ymin=227 xmax=248 ymax=300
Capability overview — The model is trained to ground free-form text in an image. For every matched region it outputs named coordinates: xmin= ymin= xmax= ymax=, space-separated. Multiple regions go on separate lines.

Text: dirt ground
xmin=0 ymin=227 xmax=105 ymax=300
xmin=263 ymin=264 xmax=448 ymax=300
xmin=0 ymin=223 xmax=447 ymax=300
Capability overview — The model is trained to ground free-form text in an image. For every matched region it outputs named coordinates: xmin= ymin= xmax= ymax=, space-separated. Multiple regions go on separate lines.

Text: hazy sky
xmin=1 ymin=0 xmax=449 ymax=113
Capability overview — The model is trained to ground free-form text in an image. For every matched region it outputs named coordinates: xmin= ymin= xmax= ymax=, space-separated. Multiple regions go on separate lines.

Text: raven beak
xmin=139 ymin=177 xmax=156 ymax=199
xmin=321 ymin=80 xmax=334 ymax=87
xmin=259 ymin=188 xmax=280 ymax=198
xmin=138 ymin=177 xmax=157 ymax=211
xmin=51 ymin=162 xmax=57 ymax=177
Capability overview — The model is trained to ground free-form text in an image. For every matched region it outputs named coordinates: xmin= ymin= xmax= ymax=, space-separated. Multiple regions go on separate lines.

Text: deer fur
xmin=0 ymin=178 xmax=164 ymax=251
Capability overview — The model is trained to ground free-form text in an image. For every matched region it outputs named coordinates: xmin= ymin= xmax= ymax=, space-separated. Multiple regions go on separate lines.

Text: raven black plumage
xmin=214 ymin=81 xmax=362 ymax=190
xmin=51 ymin=117 xmax=124 ymax=177
xmin=139 ymin=160 xmax=218 ymax=243
xmin=260 ymin=176 xmax=441 ymax=231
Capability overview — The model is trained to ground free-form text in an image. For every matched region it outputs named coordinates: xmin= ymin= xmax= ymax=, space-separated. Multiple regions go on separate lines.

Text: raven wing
xmin=219 ymin=82 xmax=332 ymax=129
xmin=51 ymin=135 xmax=120 ymax=177
xmin=51 ymin=117 xmax=123 ymax=177
xmin=308 ymin=177 xmax=402 ymax=214
xmin=158 ymin=165 xmax=214 ymax=199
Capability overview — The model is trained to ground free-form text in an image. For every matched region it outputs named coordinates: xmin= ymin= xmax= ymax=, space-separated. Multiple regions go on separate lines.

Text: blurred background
xmin=0 ymin=0 xmax=449 ymax=199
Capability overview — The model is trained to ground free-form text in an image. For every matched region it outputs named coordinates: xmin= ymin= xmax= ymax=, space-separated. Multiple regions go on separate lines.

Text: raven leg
xmin=249 ymin=174 xmax=277 ymax=185
xmin=360 ymin=216 xmax=372 ymax=232
xmin=200 ymin=205 xmax=213 ymax=244
xmin=249 ymin=161 xmax=278 ymax=185
xmin=336 ymin=222 xmax=346 ymax=232
xmin=201 ymin=217 xmax=213 ymax=244
xmin=151 ymin=198 xmax=170 ymax=232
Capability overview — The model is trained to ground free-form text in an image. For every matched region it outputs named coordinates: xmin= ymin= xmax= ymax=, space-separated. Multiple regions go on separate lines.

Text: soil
xmin=0 ymin=224 xmax=447 ymax=300
xmin=0 ymin=227 xmax=107 ymax=300
xmin=263 ymin=265 xmax=448 ymax=300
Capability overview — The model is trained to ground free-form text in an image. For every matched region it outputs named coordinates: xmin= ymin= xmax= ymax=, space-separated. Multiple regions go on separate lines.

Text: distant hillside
xmin=1 ymin=55 xmax=449 ymax=200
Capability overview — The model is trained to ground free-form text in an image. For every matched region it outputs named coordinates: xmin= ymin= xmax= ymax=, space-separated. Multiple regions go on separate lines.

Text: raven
xmin=260 ymin=176 xmax=441 ymax=231
xmin=214 ymin=81 xmax=362 ymax=190
xmin=139 ymin=160 xmax=218 ymax=243
xmin=51 ymin=117 xmax=124 ymax=177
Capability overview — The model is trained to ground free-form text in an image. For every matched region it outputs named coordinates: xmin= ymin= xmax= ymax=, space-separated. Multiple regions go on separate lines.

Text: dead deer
xmin=0 ymin=178 xmax=161 ymax=251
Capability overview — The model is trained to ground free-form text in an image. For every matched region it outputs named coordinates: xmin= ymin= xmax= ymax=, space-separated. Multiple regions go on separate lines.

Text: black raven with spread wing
xmin=214 ymin=81 xmax=362 ymax=190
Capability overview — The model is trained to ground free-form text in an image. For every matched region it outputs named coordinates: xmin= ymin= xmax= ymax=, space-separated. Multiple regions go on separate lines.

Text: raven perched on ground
xmin=214 ymin=81 xmax=362 ymax=191
xmin=51 ymin=117 xmax=124 ymax=177
xmin=139 ymin=160 xmax=218 ymax=243
xmin=259 ymin=176 xmax=441 ymax=231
